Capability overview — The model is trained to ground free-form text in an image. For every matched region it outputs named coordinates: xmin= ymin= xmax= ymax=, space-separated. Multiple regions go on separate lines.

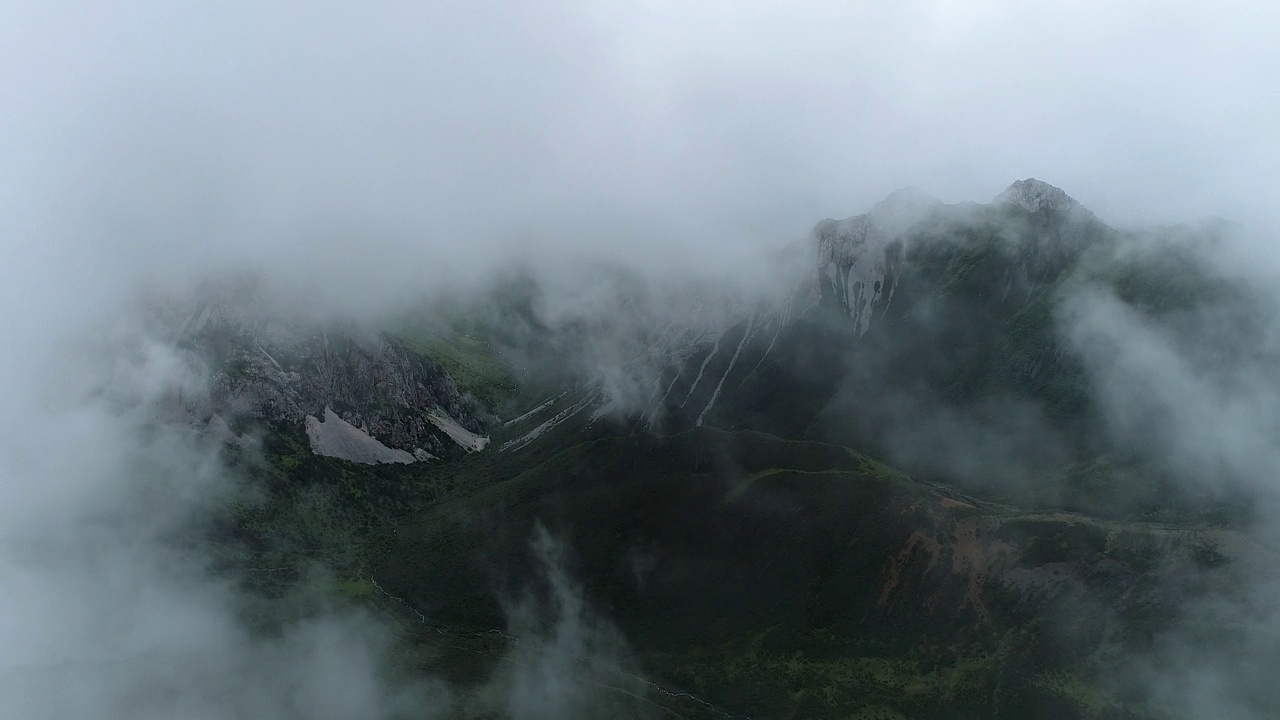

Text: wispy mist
xmin=1055 ymin=230 xmax=1280 ymax=718
xmin=0 ymin=303 xmax=445 ymax=717
xmin=3 ymin=1 xmax=1280 ymax=718
xmin=6 ymin=2 xmax=1278 ymax=311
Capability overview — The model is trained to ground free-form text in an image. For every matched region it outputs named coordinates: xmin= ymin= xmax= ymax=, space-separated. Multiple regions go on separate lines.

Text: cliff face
xmin=624 ymin=179 xmax=1119 ymax=443
xmin=809 ymin=178 xmax=1108 ymax=334
xmin=149 ymin=279 xmax=486 ymax=459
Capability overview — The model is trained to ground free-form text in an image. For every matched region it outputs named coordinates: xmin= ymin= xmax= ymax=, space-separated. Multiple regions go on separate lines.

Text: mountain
xmin=993 ymin=178 xmax=1090 ymax=215
xmin=148 ymin=276 xmax=489 ymax=460
xmin=643 ymin=180 xmax=1108 ymax=443
xmin=167 ymin=181 xmax=1270 ymax=719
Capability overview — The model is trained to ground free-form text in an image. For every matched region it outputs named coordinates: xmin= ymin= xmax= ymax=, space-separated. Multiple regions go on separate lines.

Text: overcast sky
xmin=3 ymin=0 xmax=1278 ymax=305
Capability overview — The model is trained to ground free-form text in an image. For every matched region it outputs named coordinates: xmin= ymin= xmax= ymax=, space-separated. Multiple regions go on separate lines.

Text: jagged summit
xmin=992 ymin=178 xmax=1085 ymax=214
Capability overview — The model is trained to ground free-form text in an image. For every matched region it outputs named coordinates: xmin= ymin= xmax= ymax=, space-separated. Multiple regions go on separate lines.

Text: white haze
xmin=2 ymin=1 xmax=1279 ymax=718
xmin=5 ymin=1 xmax=1279 ymax=304
xmin=1056 ymin=230 xmax=1280 ymax=719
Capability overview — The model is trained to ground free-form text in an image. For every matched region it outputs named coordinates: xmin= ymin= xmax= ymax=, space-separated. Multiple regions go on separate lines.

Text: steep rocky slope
xmin=146 ymin=277 xmax=488 ymax=460
xmin=637 ymin=180 xmax=1113 ymax=441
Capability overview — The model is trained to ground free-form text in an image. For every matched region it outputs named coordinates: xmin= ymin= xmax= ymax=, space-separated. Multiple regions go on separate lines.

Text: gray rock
xmin=149 ymin=278 xmax=486 ymax=457
xmin=992 ymin=177 xmax=1090 ymax=216
xmin=304 ymin=407 xmax=415 ymax=465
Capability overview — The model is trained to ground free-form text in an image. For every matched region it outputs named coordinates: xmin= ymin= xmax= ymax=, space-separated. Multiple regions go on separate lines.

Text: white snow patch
xmin=696 ymin=317 xmax=755 ymax=427
xmin=647 ymin=368 xmax=683 ymax=427
xmin=427 ymin=410 xmax=490 ymax=452
xmin=740 ymin=312 xmax=783 ymax=387
xmin=502 ymin=395 xmax=560 ymax=427
xmin=589 ymin=396 xmax=619 ymax=423
xmin=500 ymin=395 xmax=593 ymax=452
xmin=305 ymin=407 xmax=415 ymax=464
xmin=679 ymin=338 xmax=721 ymax=408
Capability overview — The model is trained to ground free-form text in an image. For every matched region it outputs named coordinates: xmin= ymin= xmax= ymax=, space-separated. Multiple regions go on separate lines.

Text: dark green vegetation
xmin=208 ymin=193 xmax=1272 ymax=718
xmin=677 ymin=203 xmax=1260 ymax=525
xmin=218 ymin=410 xmax=1247 ymax=718
xmin=392 ymin=314 xmax=521 ymax=409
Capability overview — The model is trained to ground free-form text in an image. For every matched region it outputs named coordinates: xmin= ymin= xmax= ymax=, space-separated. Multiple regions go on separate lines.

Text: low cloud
xmin=1056 ymin=228 xmax=1280 ymax=717
xmin=0 ymin=314 xmax=449 ymax=719
xmin=3 ymin=1 xmax=1279 ymax=717
xmin=481 ymin=523 xmax=648 ymax=720
xmin=1059 ymin=233 xmax=1280 ymax=498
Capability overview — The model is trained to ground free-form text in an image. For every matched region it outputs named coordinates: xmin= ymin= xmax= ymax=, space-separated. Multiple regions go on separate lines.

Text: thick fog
xmin=3 ymin=1 xmax=1279 ymax=718
xmin=1055 ymin=231 xmax=1280 ymax=719
xmin=5 ymin=1 xmax=1278 ymax=303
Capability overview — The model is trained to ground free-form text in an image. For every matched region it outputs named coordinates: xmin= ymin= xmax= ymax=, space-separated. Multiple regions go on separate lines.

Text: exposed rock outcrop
xmin=812 ymin=213 xmax=903 ymax=335
xmin=992 ymin=177 xmax=1088 ymax=215
xmin=305 ymin=407 xmax=416 ymax=464
xmin=148 ymin=279 xmax=486 ymax=458
xmin=806 ymin=179 xmax=1109 ymax=334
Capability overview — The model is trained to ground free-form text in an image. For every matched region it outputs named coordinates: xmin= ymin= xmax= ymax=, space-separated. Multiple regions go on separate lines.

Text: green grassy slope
xmin=391 ymin=315 xmax=521 ymax=409
xmin=371 ymin=427 xmax=1239 ymax=720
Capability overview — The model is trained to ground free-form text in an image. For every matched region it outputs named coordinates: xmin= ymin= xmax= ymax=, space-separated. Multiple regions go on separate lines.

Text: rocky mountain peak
xmin=992 ymin=178 xmax=1086 ymax=214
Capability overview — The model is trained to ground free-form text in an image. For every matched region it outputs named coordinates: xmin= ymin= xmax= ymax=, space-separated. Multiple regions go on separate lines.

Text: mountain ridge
xmin=156 ymin=177 xmax=1266 ymax=718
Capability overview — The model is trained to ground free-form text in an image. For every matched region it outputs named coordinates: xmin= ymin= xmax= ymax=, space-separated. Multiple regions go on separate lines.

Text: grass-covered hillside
xmin=370 ymin=427 xmax=1254 ymax=719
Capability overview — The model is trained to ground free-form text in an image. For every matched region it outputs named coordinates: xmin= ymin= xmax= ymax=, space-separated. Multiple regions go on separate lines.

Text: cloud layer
xmin=3 ymin=1 xmax=1278 ymax=718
